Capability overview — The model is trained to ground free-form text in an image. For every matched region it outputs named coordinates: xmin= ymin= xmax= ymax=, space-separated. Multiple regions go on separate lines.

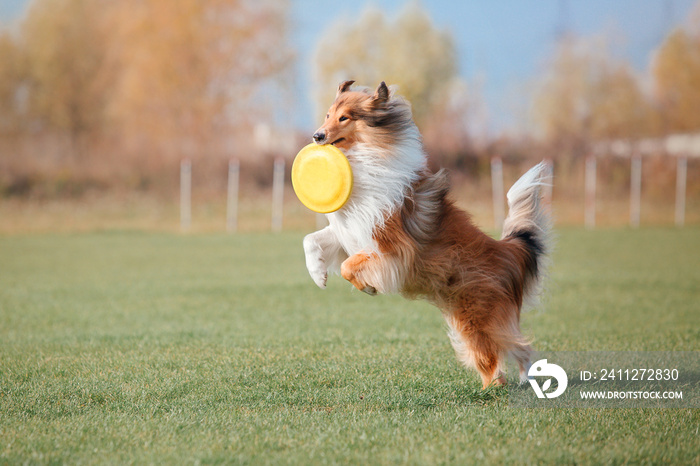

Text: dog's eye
xmin=326 ymin=114 xmax=329 ymax=120
xmin=339 ymin=116 xmax=349 ymax=122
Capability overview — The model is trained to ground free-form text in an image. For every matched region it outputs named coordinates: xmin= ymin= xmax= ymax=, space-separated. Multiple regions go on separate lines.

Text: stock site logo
xmin=528 ymin=359 xmax=568 ymax=399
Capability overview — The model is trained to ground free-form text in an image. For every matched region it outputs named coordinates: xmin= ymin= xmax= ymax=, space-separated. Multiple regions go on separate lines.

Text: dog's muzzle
xmin=313 ymin=131 xmax=326 ymax=144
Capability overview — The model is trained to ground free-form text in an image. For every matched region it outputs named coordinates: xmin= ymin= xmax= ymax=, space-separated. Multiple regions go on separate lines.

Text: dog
xmin=303 ymin=80 xmax=552 ymax=388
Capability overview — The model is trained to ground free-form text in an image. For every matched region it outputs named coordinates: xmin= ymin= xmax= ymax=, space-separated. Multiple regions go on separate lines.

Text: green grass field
xmin=1 ymin=228 xmax=699 ymax=464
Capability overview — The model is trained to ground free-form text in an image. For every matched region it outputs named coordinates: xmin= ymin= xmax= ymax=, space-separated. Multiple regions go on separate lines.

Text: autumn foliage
xmin=0 ymin=1 xmax=699 ymax=200
xmin=0 ymin=0 xmax=292 ymax=197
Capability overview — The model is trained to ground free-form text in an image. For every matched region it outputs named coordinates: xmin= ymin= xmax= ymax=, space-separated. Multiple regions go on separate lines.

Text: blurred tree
xmin=589 ymin=64 xmax=658 ymax=140
xmin=652 ymin=26 xmax=700 ymax=133
xmin=420 ymin=79 xmax=479 ymax=168
xmin=532 ymin=37 xmax=600 ymax=156
xmin=0 ymin=30 xmax=26 ymax=135
xmin=533 ymin=36 xmax=656 ymax=157
xmin=313 ymin=3 xmax=458 ymax=127
xmin=20 ymin=0 xmax=113 ymax=159
xmin=0 ymin=0 xmax=294 ymax=195
xmin=108 ymin=0 xmax=293 ymax=163
xmin=0 ymin=0 xmax=293 ymax=178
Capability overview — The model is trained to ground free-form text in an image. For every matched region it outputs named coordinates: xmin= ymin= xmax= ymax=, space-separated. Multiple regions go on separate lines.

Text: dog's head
xmin=312 ymin=80 xmax=413 ymax=152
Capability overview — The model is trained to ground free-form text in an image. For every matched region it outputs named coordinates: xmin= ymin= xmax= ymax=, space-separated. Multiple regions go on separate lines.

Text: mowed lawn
xmin=0 ymin=228 xmax=698 ymax=464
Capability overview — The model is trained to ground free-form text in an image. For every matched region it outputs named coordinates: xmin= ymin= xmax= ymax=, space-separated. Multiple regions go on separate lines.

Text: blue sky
xmin=291 ymin=0 xmax=697 ymax=132
xmin=2 ymin=0 xmax=697 ymax=132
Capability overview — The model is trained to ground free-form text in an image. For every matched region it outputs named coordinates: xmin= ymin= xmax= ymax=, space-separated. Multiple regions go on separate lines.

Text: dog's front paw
xmin=306 ymin=257 xmax=328 ymax=289
xmin=361 ymin=286 xmax=377 ymax=296
xmin=303 ymin=235 xmax=328 ymax=289
xmin=341 ymin=253 xmax=378 ymax=295
xmin=310 ymin=269 xmax=328 ymax=289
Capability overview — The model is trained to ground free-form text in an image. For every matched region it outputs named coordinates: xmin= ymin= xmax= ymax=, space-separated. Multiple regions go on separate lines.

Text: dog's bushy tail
xmin=501 ymin=161 xmax=553 ymax=310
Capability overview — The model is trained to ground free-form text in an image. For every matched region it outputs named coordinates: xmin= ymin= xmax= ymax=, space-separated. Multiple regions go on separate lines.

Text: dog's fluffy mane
xmin=326 ymin=84 xmax=427 ymax=270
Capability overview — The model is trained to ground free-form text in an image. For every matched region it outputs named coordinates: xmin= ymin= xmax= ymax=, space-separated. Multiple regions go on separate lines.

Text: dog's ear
xmin=336 ymin=80 xmax=355 ymax=98
xmin=371 ymin=81 xmax=389 ymax=105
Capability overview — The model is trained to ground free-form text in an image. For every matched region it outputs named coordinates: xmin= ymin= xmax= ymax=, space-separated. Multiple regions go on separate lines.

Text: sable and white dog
xmin=303 ymin=80 xmax=551 ymax=388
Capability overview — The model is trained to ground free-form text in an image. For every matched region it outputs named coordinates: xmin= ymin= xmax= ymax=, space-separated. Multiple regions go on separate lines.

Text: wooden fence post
xmin=180 ymin=159 xmax=192 ymax=232
xmin=675 ymin=156 xmax=687 ymax=228
xmin=585 ymin=154 xmax=596 ymax=230
xmin=630 ymin=153 xmax=642 ymax=228
xmin=271 ymin=158 xmax=285 ymax=233
xmin=227 ymin=159 xmax=239 ymax=233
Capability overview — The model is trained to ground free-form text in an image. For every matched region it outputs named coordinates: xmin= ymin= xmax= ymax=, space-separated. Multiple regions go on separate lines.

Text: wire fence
xmin=180 ymin=140 xmax=697 ymax=233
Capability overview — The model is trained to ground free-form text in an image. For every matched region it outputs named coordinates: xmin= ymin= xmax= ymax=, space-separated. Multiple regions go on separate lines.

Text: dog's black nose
xmin=313 ymin=131 xmax=326 ymax=143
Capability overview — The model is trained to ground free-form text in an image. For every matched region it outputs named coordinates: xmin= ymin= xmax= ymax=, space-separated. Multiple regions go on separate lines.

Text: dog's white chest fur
xmin=326 ymin=138 xmax=426 ymax=256
xmin=301 ymin=134 xmax=427 ymax=294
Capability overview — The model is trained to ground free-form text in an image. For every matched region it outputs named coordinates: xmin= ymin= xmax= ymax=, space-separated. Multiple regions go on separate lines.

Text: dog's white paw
xmin=306 ymin=256 xmax=328 ymax=289
xmin=303 ymin=235 xmax=328 ymax=289
xmin=310 ymin=269 xmax=328 ymax=289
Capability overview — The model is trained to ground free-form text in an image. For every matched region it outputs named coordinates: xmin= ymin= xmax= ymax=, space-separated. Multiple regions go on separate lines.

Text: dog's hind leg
xmin=471 ymin=334 xmax=507 ymax=389
xmin=444 ymin=313 xmax=506 ymax=389
xmin=498 ymin=315 xmax=533 ymax=384
xmin=512 ymin=343 xmax=533 ymax=384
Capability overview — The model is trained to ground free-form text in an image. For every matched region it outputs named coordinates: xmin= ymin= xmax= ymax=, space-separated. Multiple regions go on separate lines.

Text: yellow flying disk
xmin=292 ymin=143 xmax=353 ymax=213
